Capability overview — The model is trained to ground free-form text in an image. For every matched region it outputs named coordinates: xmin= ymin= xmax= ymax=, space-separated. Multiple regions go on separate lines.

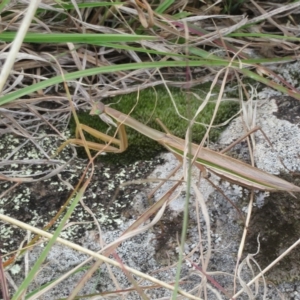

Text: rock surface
xmin=1 ymin=91 xmax=300 ymax=299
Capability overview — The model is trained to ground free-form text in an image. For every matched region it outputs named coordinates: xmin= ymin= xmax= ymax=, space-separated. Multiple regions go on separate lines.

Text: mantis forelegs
xmin=56 ymin=123 xmax=128 ymax=155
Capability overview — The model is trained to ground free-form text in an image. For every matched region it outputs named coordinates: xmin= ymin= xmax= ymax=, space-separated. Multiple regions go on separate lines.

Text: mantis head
xmin=89 ymin=102 xmax=105 ymax=116
xmin=89 ymin=102 xmax=117 ymax=127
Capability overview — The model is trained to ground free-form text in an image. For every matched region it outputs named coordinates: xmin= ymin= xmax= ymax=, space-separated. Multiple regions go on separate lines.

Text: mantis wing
xmin=94 ymin=103 xmax=300 ymax=192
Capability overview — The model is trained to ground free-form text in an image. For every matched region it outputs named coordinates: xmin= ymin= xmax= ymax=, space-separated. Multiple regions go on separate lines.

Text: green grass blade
xmin=228 ymin=32 xmax=300 ymax=42
xmin=155 ymin=0 xmax=175 ymax=13
xmin=12 ymin=184 xmax=88 ymax=300
xmin=0 ymin=60 xmax=226 ymax=106
xmin=0 ymin=0 xmax=10 ymax=13
xmin=1 ymin=59 xmax=300 ymax=108
xmin=55 ymin=1 xmax=122 ymax=9
xmin=0 ymin=32 xmax=155 ymax=44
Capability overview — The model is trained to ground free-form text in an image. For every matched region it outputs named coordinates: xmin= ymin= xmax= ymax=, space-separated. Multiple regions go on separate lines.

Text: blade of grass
xmin=0 ymin=32 xmax=155 ymax=44
xmin=0 ymin=0 xmax=10 ymax=13
xmin=228 ymin=32 xmax=300 ymax=42
xmin=155 ymin=0 xmax=175 ymax=14
xmin=0 ymin=213 xmax=202 ymax=300
xmin=2 ymin=60 xmax=300 ymax=108
xmin=11 ymin=174 xmax=92 ymax=300
xmin=55 ymin=1 xmax=122 ymax=10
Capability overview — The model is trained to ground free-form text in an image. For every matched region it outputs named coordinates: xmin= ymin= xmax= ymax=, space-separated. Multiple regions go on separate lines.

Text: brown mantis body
xmin=58 ymin=102 xmax=300 ymax=193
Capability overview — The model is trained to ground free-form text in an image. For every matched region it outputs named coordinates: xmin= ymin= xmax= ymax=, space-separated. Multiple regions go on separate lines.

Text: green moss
xmin=70 ymin=85 xmax=239 ymax=164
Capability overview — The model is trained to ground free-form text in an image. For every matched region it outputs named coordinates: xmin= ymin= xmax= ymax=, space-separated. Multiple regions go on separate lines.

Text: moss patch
xmin=70 ymin=85 xmax=239 ymax=164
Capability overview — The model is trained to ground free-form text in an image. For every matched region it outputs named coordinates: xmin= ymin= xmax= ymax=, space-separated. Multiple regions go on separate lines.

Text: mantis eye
xmin=89 ymin=106 xmax=102 ymax=115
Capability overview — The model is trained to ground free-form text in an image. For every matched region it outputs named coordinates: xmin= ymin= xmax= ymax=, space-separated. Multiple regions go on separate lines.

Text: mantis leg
xmin=56 ymin=123 xmax=128 ymax=155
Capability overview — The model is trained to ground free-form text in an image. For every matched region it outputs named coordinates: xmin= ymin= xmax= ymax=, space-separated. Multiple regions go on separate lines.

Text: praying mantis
xmin=58 ymin=102 xmax=300 ymax=193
